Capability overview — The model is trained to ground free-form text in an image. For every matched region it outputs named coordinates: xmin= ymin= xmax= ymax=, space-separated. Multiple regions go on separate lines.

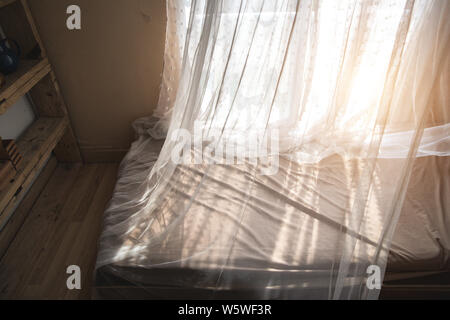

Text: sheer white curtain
xmin=154 ymin=0 xmax=449 ymax=160
xmin=96 ymin=0 xmax=450 ymax=299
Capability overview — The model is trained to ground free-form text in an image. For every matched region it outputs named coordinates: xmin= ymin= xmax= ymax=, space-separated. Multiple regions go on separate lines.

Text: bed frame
xmin=381 ymin=272 xmax=450 ymax=299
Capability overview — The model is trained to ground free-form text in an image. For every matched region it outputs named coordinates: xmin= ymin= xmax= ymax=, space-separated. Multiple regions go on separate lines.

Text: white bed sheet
xmin=96 ymin=139 xmax=449 ymax=294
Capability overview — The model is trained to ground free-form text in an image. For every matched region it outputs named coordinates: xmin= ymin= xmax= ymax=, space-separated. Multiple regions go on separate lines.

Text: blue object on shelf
xmin=0 ymin=38 xmax=21 ymax=75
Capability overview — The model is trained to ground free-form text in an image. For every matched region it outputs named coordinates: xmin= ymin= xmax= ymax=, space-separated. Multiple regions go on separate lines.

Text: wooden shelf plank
xmin=0 ymin=58 xmax=50 ymax=115
xmin=0 ymin=117 xmax=68 ymax=223
xmin=0 ymin=0 xmax=15 ymax=9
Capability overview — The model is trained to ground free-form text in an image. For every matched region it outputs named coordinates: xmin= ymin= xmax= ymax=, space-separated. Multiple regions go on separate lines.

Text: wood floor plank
xmin=14 ymin=164 xmax=82 ymax=293
xmin=0 ymin=156 xmax=57 ymax=260
xmin=37 ymin=163 xmax=118 ymax=299
xmin=0 ymin=162 xmax=118 ymax=299
xmin=61 ymin=164 xmax=118 ymax=299
xmin=26 ymin=164 xmax=105 ymax=287
xmin=0 ymin=163 xmax=82 ymax=299
xmin=31 ymin=164 xmax=110 ymax=299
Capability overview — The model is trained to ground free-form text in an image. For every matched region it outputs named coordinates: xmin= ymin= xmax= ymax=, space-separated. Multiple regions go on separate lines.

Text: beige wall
xmin=28 ymin=0 xmax=166 ymax=161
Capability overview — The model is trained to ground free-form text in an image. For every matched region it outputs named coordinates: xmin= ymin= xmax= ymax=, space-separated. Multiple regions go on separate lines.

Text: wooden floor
xmin=0 ymin=158 xmax=118 ymax=299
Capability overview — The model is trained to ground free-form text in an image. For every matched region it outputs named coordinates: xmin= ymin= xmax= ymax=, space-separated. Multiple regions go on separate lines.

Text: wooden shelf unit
xmin=0 ymin=58 xmax=50 ymax=114
xmin=0 ymin=0 xmax=82 ymax=242
xmin=0 ymin=117 xmax=68 ymax=229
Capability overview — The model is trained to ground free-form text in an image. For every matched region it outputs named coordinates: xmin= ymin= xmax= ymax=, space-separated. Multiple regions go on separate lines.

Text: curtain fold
xmin=96 ymin=0 xmax=450 ymax=299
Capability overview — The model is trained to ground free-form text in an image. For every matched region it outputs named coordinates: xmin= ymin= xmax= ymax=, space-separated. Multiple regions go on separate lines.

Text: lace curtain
xmin=153 ymin=0 xmax=449 ymax=161
xmin=96 ymin=0 xmax=450 ymax=299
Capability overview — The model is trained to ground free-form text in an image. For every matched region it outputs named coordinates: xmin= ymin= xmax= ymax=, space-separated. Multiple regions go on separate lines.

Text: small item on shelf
xmin=0 ymin=160 xmax=16 ymax=191
xmin=0 ymin=138 xmax=22 ymax=169
xmin=0 ymin=38 xmax=21 ymax=75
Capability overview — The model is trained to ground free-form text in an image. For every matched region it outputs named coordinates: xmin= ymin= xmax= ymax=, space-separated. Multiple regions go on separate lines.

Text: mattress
xmin=94 ymin=139 xmax=450 ymax=299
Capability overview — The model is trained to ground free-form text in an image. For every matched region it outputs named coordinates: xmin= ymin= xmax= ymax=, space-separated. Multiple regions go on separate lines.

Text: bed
xmin=94 ymin=137 xmax=450 ymax=299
